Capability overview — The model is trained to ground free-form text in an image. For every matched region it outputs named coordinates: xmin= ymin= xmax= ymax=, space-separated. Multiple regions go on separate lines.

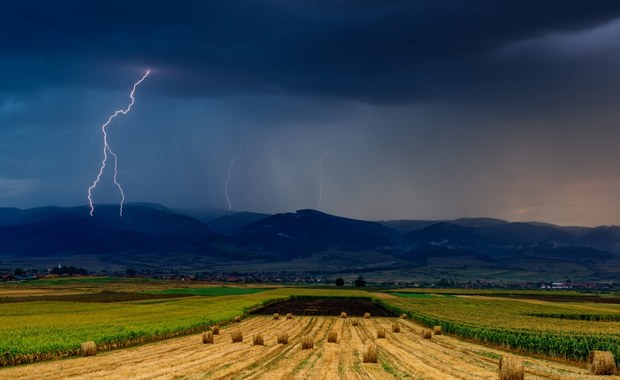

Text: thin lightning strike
xmin=87 ymin=70 xmax=150 ymax=216
xmin=317 ymin=148 xmax=339 ymax=210
xmin=224 ymin=125 xmax=245 ymax=211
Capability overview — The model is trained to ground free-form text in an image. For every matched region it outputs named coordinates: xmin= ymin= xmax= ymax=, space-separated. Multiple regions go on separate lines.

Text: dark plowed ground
xmin=0 ymin=292 xmax=192 ymax=303
xmin=251 ymin=297 xmax=396 ymax=317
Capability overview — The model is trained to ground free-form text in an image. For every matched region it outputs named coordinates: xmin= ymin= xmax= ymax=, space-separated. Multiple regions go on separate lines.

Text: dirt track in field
xmin=1 ymin=316 xmax=618 ymax=379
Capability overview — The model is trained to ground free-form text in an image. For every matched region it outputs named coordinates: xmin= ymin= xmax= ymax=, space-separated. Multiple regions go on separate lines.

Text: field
xmin=382 ymin=292 xmax=620 ymax=364
xmin=0 ymin=281 xmax=369 ymax=366
xmin=2 ymin=315 xmax=618 ymax=379
xmin=0 ymin=291 xmax=281 ymax=366
xmin=0 ymin=279 xmax=619 ymax=378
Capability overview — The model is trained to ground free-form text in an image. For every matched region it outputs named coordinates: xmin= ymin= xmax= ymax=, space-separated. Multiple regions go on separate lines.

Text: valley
xmin=1 ymin=204 xmax=620 ymax=282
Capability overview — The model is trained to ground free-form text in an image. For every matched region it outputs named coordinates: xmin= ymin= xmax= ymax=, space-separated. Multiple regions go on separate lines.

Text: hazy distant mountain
xmin=380 ymin=217 xmax=507 ymax=233
xmin=451 ymin=217 xmax=508 ymax=228
xmin=0 ymin=204 xmax=213 ymax=256
xmin=399 ymin=221 xmax=593 ymax=258
xmin=0 ymin=204 xmax=619 ymax=280
xmin=517 ymin=242 xmax=615 ymax=261
xmin=0 ymin=207 xmax=26 ymax=226
xmin=476 ymin=222 xmax=575 ymax=245
xmin=207 ymin=211 xmax=271 ymax=233
xmin=172 ymin=207 xmax=237 ymax=224
xmin=0 ymin=206 xmax=78 ymax=226
xmin=576 ymin=226 xmax=620 ymax=253
xmin=379 ymin=220 xmax=438 ymax=233
xmin=401 ymin=222 xmax=479 ymax=248
xmin=228 ymin=209 xmax=399 ymax=258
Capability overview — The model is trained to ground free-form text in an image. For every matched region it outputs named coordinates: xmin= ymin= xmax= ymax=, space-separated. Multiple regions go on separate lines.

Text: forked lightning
xmin=87 ymin=70 xmax=150 ymax=216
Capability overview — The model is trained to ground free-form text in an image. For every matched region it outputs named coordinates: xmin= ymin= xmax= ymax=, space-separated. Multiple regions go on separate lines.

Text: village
xmin=1 ymin=266 xmax=617 ymax=292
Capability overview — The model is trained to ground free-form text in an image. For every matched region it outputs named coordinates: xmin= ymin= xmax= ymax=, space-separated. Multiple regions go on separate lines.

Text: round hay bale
xmin=327 ymin=331 xmax=338 ymax=343
xmin=231 ymin=330 xmax=243 ymax=343
xmin=273 ymin=313 xmax=280 ymax=320
xmin=340 ymin=312 xmax=347 ymax=318
xmin=377 ymin=327 xmax=386 ymax=339
xmin=421 ymin=329 xmax=432 ymax=339
xmin=392 ymin=322 xmax=400 ymax=333
xmin=351 ymin=318 xmax=359 ymax=327
xmin=364 ymin=312 xmax=371 ymax=319
xmin=286 ymin=313 xmax=293 ymax=319
xmin=234 ymin=315 xmax=241 ymax=323
xmin=80 ymin=341 xmax=97 ymax=357
xmin=202 ymin=331 xmax=214 ymax=344
xmin=433 ymin=326 xmax=442 ymax=335
xmin=499 ymin=355 xmax=524 ymax=380
xmin=211 ymin=325 xmax=220 ymax=335
xmin=362 ymin=343 xmax=378 ymax=363
xmin=588 ymin=350 xmax=616 ymax=375
xmin=301 ymin=336 xmax=314 ymax=350
xmin=277 ymin=333 xmax=289 ymax=345
xmin=400 ymin=313 xmax=408 ymax=320
xmin=253 ymin=333 xmax=264 ymax=346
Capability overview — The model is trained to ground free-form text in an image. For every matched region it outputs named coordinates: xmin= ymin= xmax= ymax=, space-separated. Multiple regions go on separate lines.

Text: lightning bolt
xmin=224 ymin=125 xmax=245 ymax=211
xmin=317 ymin=141 xmax=350 ymax=210
xmin=87 ymin=70 xmax=150 ymax=216
xmin=317 ymin=148 xmax=340 ymax=210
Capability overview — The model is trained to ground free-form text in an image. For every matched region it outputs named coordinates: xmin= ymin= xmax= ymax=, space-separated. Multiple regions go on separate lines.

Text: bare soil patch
xmin=251 ymin=297 xmax=396 ymax=317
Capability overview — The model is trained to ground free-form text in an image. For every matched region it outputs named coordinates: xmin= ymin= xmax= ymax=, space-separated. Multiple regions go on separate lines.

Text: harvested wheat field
xmin=1 ymin=316 xmax=618 ymax=380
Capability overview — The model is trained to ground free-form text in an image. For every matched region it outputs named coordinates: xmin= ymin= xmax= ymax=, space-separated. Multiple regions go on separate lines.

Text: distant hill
xmin=172 ymin=207 xmax=237 ymax=224
xmin=228 ymin=209 xmax=399 ymax=258
xmin=379 ymin=220 xmax=438 ymax=233
xmin=0 ymin=204 xmax=213 ymax=256
xmin=451 ymin=217 xmax=508 ymax=228
xmin=476 ymin=222 xmax=575 ymax=245
xmin=207 ymin=211 xmax=271 ymax=233
xmin=380 ymin=217 xmax=507 ymax=233
xmin=576 ymin=226 xmax=620 ymax=253
xmin=0 ymin=207 xmax=26 ymax=226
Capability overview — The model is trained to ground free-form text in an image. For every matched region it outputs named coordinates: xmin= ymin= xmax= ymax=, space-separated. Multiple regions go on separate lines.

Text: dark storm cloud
xmin=3 ymin=1 xmax=620 ymax=226
xmin=2 ymin=0 xmax=620 ymax=103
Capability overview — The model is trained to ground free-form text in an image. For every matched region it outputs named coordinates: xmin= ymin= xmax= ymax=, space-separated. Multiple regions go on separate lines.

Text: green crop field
xmin=149 ymin=286 xmax=271 ymax=297
xmin=386 ymin=294 xmax=620 ymax=334
xmin=390 ymin=292 xmax=455 ymax=298
xmin=386 ymin=287 xmax=604 ymax=297
xmin=381 ymin=293 xmax=620 ymax=365
xmin=0 ymin=292 xmax=280 ymax=366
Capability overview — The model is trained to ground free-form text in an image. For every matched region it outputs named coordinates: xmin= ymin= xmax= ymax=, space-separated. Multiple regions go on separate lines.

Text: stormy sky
xmin=2 ymin=1 xmax=620 ymax=226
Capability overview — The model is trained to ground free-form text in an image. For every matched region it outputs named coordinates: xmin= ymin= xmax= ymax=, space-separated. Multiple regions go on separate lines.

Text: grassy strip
xmin=525 ymin=313 xmax=620 ymax=322
xmin=377 ymin=298 xmax=620 ymax=366
xmin=149 ymin=287 xmax=270 ymax=297
xmin=391 ymin=292 xmax=442 ymax=298
xmin=386 ymin=288 xmax=601 ymax=297
xmin=22 ymin=276 xmax=159 ymax=286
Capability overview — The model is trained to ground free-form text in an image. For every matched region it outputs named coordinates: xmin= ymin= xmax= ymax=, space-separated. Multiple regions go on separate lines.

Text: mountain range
xmin=0 ymin=203 xmax=618 ymax=282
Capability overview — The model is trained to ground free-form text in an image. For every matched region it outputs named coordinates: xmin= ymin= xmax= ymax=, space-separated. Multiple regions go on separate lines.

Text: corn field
xmin=379 ymin=297 xmax=620 ymax=366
